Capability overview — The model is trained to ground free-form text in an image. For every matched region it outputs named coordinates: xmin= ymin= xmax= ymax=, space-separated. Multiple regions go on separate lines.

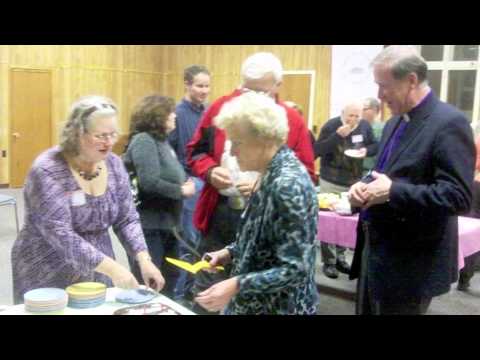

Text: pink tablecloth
xmin=317 ymin=212 xmax=480 ymax=270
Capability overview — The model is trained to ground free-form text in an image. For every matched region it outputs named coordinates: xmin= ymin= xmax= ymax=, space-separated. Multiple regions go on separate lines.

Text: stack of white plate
xmin=66 ymin=282 xmax=107 ymax=309
xmin=23 ymin=288 xmax=68 ymax=313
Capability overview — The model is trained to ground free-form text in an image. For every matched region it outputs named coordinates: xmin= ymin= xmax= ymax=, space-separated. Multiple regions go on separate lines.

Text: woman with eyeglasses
xmin=123 ymin=95 xmax=196 ymax=299
xmin=11 ymin=95 xmax=165 ymax=304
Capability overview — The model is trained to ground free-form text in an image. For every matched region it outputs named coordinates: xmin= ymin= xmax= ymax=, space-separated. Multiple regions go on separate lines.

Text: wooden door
xmin=10 ymin=69 xmax=52 ymax=188
xmin=278 ymin=73 xmax=320 ymax=176
xmin=278 ymin=73 xmax=312 ymax=128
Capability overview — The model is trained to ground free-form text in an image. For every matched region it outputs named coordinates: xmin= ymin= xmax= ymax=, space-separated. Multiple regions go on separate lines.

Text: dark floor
xmin=1 ymin=188 xmax=479 ymax=314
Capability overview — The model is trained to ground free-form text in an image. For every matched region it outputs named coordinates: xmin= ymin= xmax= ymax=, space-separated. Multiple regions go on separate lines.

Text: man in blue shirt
xmin=169 ymin=65 xmax=211 ymax=302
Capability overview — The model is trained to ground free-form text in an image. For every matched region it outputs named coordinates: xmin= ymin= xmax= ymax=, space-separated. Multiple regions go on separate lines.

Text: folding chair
xmin=0 ymin=194 xmax=19 ymax=234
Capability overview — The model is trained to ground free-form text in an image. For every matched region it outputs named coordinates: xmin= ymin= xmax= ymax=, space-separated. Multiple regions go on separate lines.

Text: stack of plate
xmin=24 ymin=288 xmax=68 ymax=313
xmin=66 ymin=282 xmax=107 ymax=309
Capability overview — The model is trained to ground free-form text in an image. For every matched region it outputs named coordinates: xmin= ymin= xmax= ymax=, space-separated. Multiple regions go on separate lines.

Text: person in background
xmin=362 ymin=97 xmax=384 ymax=174
xmin=314 ymin=100 xmax=378 ymax=279
xmin=284 ymin=100 xmax=317 ymax=157
xmin=458 ymin=134 xmax=480 ymax=291
xmin=348 ymin=45 xmax=475 ymax=315
xmin=186 ymin=52 xmax=315 ymax=313
xmin=194 ymin=92 xmax=319 ymax=314
xmin=11 ymin=95 xmax=165 ymax=304
xmin=123 ymin=95 xmax=195 ymax=299
xmin=169 ymin=65 xmax=211 ymax=302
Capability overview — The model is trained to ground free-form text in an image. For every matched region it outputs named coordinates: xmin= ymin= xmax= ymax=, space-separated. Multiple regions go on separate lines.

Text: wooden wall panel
xmin=0 ymin=45 xmax=332 ymax=185
xmin=0 ymin=45 xmax=165 ymax=185
xmin=154 ymin=45 xmax=332 ymax=136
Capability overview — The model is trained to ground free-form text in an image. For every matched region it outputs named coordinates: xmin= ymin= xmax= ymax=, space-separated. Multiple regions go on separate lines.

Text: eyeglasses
xmin=89 ymin=131 xmax=119 ymax=143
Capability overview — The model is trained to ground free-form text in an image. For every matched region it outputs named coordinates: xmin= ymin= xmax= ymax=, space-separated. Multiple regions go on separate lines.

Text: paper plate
xmin=25 ymin=302 xmax=67 ymax=313
xmin=67 ymin=282 xmax=106 ymax=291
xmin=66 ymin=282 xmax=107 ymax=298
xmin=344 ymin=149 xmax=364 ymax=158
xmin=165 ymin=257 xmax=224 ymax=274
xmin=115 ymin=288 xmax=157 ymax=304
xmin=24 ymin=288 xmax=68 ymax=303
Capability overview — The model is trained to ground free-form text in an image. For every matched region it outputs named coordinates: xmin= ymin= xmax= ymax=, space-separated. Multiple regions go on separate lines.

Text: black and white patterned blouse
xmin=225 ymin=146 xmax=319 ymax=315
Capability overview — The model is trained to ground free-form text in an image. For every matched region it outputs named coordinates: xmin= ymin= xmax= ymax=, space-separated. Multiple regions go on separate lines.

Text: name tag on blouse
xmin=71 ymin=190 xmax=87 ymax=207
xmin=352 ymin=134 xmax=363 ymax=144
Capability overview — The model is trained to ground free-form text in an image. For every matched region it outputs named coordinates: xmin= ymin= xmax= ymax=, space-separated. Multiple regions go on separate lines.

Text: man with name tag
xmin=314 ymin=99 xmax=378 ymax=279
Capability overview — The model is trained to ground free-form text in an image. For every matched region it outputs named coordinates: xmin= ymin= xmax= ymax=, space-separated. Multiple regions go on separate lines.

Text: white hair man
xmin=186 ymin=52 xmax=315 ymax=313
xmin=348 ymin=45 xmax=475 ymax=315
xmin=314 ymin=99 xmax=379 ymax=279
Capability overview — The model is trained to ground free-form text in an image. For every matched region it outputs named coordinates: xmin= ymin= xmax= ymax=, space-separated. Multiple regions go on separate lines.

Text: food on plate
xmin=317 ymin=193 xmax=340 ymax=210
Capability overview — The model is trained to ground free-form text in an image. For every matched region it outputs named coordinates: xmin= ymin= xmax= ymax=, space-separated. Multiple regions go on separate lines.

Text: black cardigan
xmin=315 ymin=117 xmax=378 ymax=187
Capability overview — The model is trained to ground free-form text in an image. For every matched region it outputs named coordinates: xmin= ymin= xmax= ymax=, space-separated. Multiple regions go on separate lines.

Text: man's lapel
xmin=385 ymin=94 xmax=438 ymax=172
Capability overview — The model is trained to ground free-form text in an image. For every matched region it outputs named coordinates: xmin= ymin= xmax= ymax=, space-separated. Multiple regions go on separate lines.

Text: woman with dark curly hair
xmin=124 ymin=95 xmax=195 ymax=298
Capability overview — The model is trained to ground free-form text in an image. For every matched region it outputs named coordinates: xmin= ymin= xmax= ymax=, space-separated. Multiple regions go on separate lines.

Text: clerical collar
xmin=403 ymin=89 xmax=433 ymax=120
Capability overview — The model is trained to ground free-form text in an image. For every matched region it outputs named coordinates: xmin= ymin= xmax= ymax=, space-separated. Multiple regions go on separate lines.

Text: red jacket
xmin=186 ymin=89 xmax=316 ymax=234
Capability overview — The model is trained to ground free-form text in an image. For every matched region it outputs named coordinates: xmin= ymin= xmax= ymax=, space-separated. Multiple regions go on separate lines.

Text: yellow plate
xmin=68 ymin=282 xmax=106 ymax=290
xmin=165 ymin=257 xmax=224 ymax=274
xmin=66 ymin=282 xmax=107 ymax=297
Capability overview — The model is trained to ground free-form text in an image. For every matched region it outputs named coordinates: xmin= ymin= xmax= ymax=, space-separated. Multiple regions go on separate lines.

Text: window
xmin=418 ymin=45 xmax=480 ymax=130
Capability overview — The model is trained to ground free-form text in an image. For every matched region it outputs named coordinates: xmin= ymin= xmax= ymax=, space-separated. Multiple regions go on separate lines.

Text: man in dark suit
xmin=348 ymin=45 xmax=475 ymax=315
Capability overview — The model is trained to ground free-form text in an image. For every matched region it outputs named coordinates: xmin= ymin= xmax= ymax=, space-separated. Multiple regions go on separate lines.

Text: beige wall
xmin=0 ymin=45 xmax=165 ymax=184
xmin=155 ymin=45 xmax=331 ymax=131
xmin=0 ymin=45 xmax=332 ymax=185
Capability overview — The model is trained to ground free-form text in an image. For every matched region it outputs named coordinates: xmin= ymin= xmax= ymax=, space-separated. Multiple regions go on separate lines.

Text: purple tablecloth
xmin=317 ymin=212 xmax=480 ymax=270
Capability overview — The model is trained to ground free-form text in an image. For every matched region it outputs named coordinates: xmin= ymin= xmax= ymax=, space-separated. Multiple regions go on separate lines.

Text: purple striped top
xmin=11 ymin=146 xmax=147 ymax=304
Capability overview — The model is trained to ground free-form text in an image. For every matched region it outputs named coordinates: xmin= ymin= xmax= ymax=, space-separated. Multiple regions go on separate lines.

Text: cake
xmin=113 ymin=302 xmax=180 ymax=315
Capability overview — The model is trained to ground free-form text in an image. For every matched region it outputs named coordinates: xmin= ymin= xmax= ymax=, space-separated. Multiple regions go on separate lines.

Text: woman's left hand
xmin=194 ymin=277 xmax=239 ymax=312
xmin=139 ymin=260 xmax=165 ymax=292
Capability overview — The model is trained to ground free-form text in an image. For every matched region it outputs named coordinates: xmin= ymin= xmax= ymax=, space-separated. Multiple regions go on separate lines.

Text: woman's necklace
xmin=72 ymin=163 xmax=102 ymax=181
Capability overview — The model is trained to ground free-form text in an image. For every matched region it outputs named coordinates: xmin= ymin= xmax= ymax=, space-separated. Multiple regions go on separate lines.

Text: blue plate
xmin=68 ymin=296 xmax=106 ymax=307
xmin=24 ymin=288 xmax=67 ymax=303
xmin=115 ymin=289 xmax=157 ymax=304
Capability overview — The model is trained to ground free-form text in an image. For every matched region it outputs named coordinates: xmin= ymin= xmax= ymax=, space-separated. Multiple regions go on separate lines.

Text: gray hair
xmin=241 ymin=52 xmax=283 ymax=84
xmin=371 ymin=45 xmax=428 ymax=84
xmin=184 ymin=65 xmax=210 ymax=85
xmin=340 ymin=99 xmax=363 ymax=122
xmin=364 ymin=97 xmax=381 ymax=112
xmin=214 ymin=91 xmax=288 ymax=144
xmin=341 ymin=99 xmax=364 ymax=112
xmin=60 ymin=95 xmax=118 ymax=156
